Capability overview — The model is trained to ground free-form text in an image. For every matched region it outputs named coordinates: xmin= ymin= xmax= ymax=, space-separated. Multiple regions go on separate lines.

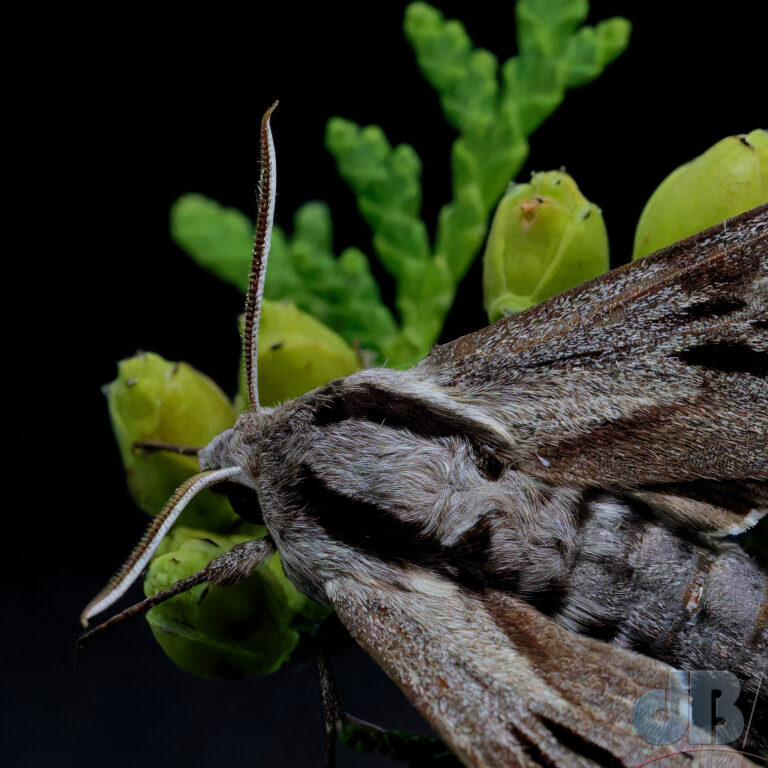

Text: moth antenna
xmin=80 ymin=465 xmax=242 ymax=627
xmin=78 ymin=536 xmax=275 ymax=648
xmin=243 ymin=100 xmax=279 ymax=411
xmin=78 ymin=569 xmax=212 ymax=647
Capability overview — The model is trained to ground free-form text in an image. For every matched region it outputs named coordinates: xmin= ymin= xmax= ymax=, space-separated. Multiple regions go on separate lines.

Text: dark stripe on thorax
xmin=296 ymin=464 xmax=493 ymax=591
xmin=312 ymin=382 xmax=511 ymax=462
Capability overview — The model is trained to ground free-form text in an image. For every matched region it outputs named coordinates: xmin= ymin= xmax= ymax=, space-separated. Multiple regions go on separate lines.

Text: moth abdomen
xmin=555 ymin=494 xmax=767 ymax=726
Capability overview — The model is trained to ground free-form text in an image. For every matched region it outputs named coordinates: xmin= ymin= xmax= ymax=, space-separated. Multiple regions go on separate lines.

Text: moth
xmin=82 ymin=103 xmax=768 ymax=767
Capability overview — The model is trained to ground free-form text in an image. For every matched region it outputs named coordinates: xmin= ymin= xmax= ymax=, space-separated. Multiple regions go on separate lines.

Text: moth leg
xmin=78 ymin=537 xmax=274 ymax=647
xmin=131 ymin=440 xmax=201 ymax=456
xmin=317 ymin=645 xmax=344 ymax=768
xmin=338 ymin=713 xmax=457 ymax=766
xmin=316 ymin=650 xmax=387 ymax=766
xmin=198 ymin=537 xmax=276 ymax=586
xmin=316 ymin=619 xmax=385 ymax=766
xmin=315 ymin=632 xmax=453 ymax=766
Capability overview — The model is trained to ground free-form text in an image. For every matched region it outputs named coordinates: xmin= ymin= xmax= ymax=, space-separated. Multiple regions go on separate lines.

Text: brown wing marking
xmin=631 ymin=479 xmax=768 ymax=535
xmin=427 ymin=204 xmax=767 ymax=374
xmin=327 ymin=571 xmax=753 ymax=767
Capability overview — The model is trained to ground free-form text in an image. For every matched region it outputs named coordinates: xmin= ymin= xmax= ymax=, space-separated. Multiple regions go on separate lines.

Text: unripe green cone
xmin=633 ymin=129 xmax=768 ymax=260
xmin=145 ymin=527 xmax=330 ymax=680
xmin=483 ymin=171 xmax=609 ymax=323
xmin=105 ymin=352 xmax=239 ymax=531
xmin=235 ymin=299 xmax=361 ymax=411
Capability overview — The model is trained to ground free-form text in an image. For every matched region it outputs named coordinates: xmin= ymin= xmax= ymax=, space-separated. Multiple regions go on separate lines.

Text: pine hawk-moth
xmin=81 ymin=104 xmax=767 ymax=767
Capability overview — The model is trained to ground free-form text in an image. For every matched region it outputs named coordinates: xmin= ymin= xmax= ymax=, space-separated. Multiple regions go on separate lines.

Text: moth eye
xmin=212 ymin=481 xmax=264 ymax=525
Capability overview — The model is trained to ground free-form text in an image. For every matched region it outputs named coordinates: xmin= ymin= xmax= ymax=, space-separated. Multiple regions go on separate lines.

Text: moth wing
xmin=419 ymin=204 xmax=768 ymax=534
xmin=327 ymin=572 xmax=755 ymax=768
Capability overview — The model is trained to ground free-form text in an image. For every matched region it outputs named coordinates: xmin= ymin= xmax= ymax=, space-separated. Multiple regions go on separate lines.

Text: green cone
xmin=144 ymin=526 xmax=330 ymax=680
xmin=633 ymin=129 xmax=768 ymax=260
xmin=105 ymin=352 xmax=239 ymax=531
xmin=483 ymin=171 xmax=609 ymax=322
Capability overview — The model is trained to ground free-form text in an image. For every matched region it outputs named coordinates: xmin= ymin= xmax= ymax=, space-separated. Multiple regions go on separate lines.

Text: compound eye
xmin=213 ymin=481 xmax=264 ymax=525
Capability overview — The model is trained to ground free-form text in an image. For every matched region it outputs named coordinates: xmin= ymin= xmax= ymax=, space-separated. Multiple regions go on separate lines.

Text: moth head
xmin=196 ymin=409 xmax=270 ymax=525
xmin=81 ymin=102 xmax=281 ymax=627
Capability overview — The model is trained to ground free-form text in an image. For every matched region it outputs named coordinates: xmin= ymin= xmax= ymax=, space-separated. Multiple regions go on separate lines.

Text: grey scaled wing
xmin=327 ymin=568 xmax=756 ymax=768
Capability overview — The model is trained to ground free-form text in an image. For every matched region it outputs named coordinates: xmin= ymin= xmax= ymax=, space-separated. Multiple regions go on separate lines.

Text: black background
xmin=9 ymin=2 xmax=767 ymax=766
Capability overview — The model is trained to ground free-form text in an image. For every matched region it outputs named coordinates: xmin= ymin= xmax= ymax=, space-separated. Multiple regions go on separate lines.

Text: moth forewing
xmin=328 ymin=573 xmax=757 ymax=767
